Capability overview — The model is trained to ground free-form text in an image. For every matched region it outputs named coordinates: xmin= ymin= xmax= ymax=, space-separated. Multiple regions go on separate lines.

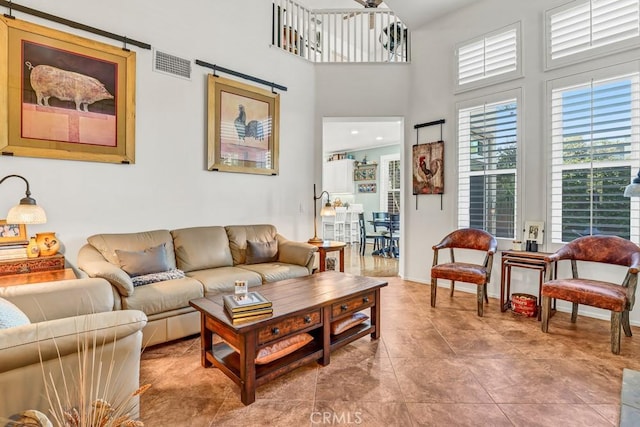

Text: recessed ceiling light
xmin=351 ymin=130 xmax=359 ymax=135
xmin=376 ymin=136 xmax=383 ymax=141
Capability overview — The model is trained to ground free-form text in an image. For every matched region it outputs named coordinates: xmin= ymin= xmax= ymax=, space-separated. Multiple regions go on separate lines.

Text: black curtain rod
xmin=414 ymin=119 xmax=445 ymax=129
xmin=195 ymin=59 xmax=288 ymax=92
xmin=0 ymin=0 xmax=151 ymax=50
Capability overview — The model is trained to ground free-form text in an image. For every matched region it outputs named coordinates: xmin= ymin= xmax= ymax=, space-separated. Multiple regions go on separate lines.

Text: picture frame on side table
xmin=207 ymin=75 xmax=280 ymax=175
xmin=0 ymin=17 xmax=136 ymax=164
xmin=0 ymin=220 xmax=27 ymax=246
xmin=524 ymin=221 xmax=545 ymax=245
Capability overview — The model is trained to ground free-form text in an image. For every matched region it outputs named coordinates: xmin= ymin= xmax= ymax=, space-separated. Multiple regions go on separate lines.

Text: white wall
xmin=0 ymin=0 xmax=317 ymax=268
xmin=404 ymin=0 xmax=640 ymax=324
xmin=315 ymin=63 xmax=411 ymax=274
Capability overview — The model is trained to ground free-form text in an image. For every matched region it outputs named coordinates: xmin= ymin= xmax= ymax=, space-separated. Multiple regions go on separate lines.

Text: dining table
xmin=368 ymin=217 xmax=399 ymax=258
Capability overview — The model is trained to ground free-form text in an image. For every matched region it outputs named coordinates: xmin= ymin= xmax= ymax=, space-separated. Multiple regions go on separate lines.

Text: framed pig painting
xmin=0 ymin=17 xmax=135 ymax=164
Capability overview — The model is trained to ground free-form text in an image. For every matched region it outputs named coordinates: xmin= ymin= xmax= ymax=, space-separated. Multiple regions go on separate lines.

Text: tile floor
xmin=139 ymin=247 xmax=640 ymax=426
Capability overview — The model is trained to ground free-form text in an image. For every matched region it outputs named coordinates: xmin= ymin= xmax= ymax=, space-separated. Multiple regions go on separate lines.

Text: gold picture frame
xmin=207 ymin=75 xmax=279 ymax=175
xmin=0 ymin=17 xmax=136 ymax=164
xmin=0 ymin=220 xmax=27 ymax=246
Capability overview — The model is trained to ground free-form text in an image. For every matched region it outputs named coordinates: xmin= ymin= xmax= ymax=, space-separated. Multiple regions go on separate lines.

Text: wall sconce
xmin=624 ymin=170 xmax=640 ymax=197
xmin=308 ymin=184 xmax=335 ymax=243
xmin=0 ymin=174 xmax=47 ymax=224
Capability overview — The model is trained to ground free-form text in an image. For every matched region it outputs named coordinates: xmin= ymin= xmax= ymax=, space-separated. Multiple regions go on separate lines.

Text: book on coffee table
xmin=227 ymin=310 xmax=274 ymax=325
xmin=223 ymin=291 xmax=272 ymax=313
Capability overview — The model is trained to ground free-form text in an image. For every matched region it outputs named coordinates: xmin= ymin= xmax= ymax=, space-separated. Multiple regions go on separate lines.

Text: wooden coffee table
xmin=189 ymin=271 xmax=387 ymax=405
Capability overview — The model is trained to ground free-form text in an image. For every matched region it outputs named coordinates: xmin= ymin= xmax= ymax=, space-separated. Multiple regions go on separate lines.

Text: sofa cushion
xmin=131 ymin=268 xmax=186 ymax=287
xmin=120 ymin=277 xmax=204 ymax=316
xmin=87 ymin=230 xmax=176 ymax=269
xmin=246 ymin=240 xmax=278 ymax=264
xmin=116 ymin=243 xmax=170 ymax=277
xmin=186 ymin=266 xmax=262 ymax=296
xmin=0 ymin=297 xmax=30 ymax=329
xmin=171 ymin=226 xmax=233 ymax=273
xmin=237 ymin=263 xmax=310 ymax=283
xmin=225 ymin=225 xmax=278 ymax=265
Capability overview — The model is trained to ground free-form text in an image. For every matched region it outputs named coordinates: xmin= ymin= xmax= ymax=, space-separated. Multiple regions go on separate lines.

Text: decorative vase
xmin=27 ymin=237 xmax=40 ymax=258
xmin=36 ymin=232 xmax=60 ymax=257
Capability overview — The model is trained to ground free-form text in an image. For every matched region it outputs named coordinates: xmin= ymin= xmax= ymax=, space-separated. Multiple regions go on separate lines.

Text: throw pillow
xmin=245 ymin=240 xmax=278 ymax=265
xmin=255 ymin=333 xmax=313 ymax=365
xmin=116 ymin=243 xmax=170 ymax=277
xmin=330 ymin=312 xmax=369 ymax=335
xmin=0 ymin=297 xmax=30 ymax=329
xmin=131 ymin=268 xmax=186 ymax=287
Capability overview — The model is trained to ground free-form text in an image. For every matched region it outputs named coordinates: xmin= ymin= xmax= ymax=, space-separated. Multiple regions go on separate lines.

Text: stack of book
xmin=0 ymin=244 xmax=28 ymax=261
xmin=223 ymin=291 xmax=273 ymax=324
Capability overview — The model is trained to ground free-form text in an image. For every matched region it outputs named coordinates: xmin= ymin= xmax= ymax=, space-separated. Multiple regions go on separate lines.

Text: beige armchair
xmin=0 ymin=278 xmax=147 ymax=421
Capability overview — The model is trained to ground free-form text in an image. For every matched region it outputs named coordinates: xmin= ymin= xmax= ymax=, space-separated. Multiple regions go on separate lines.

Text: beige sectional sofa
xmin=0 ymin=278 xmax=147 ymax=420
xmin=77 ymin=224 xmax=317 ymax=346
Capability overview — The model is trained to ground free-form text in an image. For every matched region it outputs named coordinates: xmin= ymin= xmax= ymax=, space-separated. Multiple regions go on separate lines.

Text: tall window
xmin=546 ymin=0 xmax=640 ymax=68
xmin=456 ymin=22 xmax=521 ymax=90
xmin=380 ymin=154 xmax=400 ymax=214
xmin=549 ymin=65 xmax=640 ymax=243
xmin=458 ymin=91 xmax=519 ymax=239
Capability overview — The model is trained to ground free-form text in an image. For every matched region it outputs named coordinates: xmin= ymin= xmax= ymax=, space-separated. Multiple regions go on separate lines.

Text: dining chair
xmin=430 ymin=228 xmax=497 ymax=316
xmin=541 ymin=235 xmax=640 ymax=354
xmin=358 ymin=213 xmax=385 ymax=256
xmin=383 ymin=213 xmax=400 ymax=258
xmin=371 ymin=212 xmax=389 ymax=233
xmin=346 ymin=208 xmax=360 ymax=244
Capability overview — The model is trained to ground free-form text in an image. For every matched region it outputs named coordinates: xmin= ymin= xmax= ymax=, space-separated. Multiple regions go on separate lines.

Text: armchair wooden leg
xmin=450 ymin=281 xmax=455 ymax=297
xmin=571 ymin=303 xmax=578 ymax=323
xmin=484 ymin=283 xmax=489 ymax=303
xmin=476 ymin=285 xmax=484 ymax=317
xmin=623 ymin=310 xmax=633 ymax=337
xmin=431 ymin=278 xmax=437 ymax=307
xmin=541 ymin=295 xmax=551 ymax=333
xmin=611 ymin=311 xmax=622 ymax=355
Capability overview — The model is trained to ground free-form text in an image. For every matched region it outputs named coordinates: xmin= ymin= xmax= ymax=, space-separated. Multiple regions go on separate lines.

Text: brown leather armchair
xmin=430 ymin=228 xmax=498 ymax=316
xmin=541 ymin=235 xmax=640 ymax=354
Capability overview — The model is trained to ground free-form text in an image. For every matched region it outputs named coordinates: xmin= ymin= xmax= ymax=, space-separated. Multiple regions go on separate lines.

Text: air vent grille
xmin=153 ymin=49 xmax=191 ymax=80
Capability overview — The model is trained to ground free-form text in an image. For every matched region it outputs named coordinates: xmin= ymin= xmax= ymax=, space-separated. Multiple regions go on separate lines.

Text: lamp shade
xmin=624 ymin=170 xmax=640 ymax=197
xmin=320 ymin=203 xmax=335 ymax=216
xmin=7 ymin=203 xmax=47 ymax=224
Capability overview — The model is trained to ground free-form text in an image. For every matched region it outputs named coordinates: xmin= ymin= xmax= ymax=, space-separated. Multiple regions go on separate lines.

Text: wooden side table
xmin=0 ymin=268 xmax=77 ymax=287
xmin=310 ymin=241 xmax=347 ymax=272
xmin=500 ymin=250 xmax=556 ymax=320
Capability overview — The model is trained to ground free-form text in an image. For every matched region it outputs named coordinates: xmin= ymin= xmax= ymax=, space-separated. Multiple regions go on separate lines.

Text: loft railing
xmin=271 ymin=0 xmax=410 ymax=63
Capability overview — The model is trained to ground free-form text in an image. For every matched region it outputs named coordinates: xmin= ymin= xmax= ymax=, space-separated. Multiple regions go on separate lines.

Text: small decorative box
xmin=511 ymin=293 xmax=538 ymax=317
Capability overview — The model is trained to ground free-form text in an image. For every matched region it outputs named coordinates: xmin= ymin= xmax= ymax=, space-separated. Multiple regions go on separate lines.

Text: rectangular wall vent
xmin=153 ymin=49 xmax=192 ymax=80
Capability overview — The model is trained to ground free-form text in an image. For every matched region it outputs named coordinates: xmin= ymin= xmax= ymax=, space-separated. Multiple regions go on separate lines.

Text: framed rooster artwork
xmin=412 ymin=141 xmax=444 ymax=195
xmin=207 ymin=75 xmax=280 ymax=175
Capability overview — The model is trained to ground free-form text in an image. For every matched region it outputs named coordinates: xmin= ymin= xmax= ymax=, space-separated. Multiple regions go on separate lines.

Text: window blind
xmin=549 ymin=69 xmax=640 ymax=243
xmin=548 ymin=0 xmax=640 ymax=61
xmin=458 ymin=97 xmax=518 ymax=239
xmin=457 ymin=23 xmax=519 ymax=87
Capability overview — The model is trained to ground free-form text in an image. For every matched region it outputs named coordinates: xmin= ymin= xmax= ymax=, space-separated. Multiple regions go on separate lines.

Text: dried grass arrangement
xmin=11 ymin=324 xmax=150 ymax=427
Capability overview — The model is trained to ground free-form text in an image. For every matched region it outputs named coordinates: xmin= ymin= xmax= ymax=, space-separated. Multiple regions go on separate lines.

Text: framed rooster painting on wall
xmin=412 ymin=141 xmax=444 ymax=195
xmin=0 ymin=16 xmax=136 ymax=164
xmin=207 ymin=75 xmax=280 ymax=175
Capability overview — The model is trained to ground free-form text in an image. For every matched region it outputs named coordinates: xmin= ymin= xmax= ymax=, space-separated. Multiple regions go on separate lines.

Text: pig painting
xmin=25 ymin=61 xmax=114 ymax=112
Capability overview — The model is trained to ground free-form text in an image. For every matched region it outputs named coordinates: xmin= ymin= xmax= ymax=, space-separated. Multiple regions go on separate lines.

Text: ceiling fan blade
xmin=352 ymin=0 xmax=368 ymax=7
xmin=343 ymin=11 xmax=358 ymax=20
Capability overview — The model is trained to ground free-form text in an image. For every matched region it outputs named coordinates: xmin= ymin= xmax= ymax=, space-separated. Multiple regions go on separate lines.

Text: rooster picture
xmin=234 ymin=104 xmax=264 ymax=142
xmin=413 ymin=142 xmax=444 ymax=194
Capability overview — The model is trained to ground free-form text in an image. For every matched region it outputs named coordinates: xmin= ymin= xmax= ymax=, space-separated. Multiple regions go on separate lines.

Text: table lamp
xmin=308 ymin=184 xmax=335 ymax=243
xmin=0 ymin=174 xmax=47 ymax=224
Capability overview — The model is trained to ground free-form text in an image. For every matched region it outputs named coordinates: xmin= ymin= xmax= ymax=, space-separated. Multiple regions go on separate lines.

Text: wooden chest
xmin=0 ymin=254 xmax=65 ymax=276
